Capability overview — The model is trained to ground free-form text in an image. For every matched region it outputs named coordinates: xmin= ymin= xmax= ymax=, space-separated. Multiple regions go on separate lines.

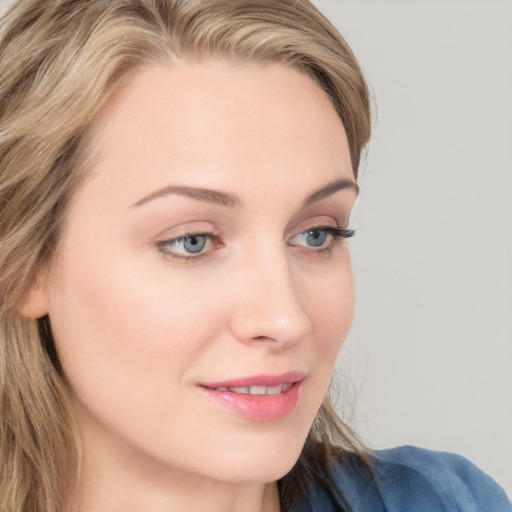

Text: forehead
xmin=82 ymin=60 xmax=353 ymax=208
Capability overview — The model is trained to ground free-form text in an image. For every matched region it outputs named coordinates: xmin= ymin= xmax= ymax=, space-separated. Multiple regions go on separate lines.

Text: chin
xmin=212 ymin=456 xmax=300 ymax=485
xmin=194 ymin=429 xmax=308 ymax=485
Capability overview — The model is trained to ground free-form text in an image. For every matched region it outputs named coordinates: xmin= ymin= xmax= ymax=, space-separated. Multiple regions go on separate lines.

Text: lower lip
xmin=199 ymin=381 xmax=303 ymax=421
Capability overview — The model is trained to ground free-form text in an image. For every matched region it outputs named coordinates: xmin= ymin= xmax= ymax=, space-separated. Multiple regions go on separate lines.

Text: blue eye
xmin=181 ymin=234 xmax=206 ymax=253
xmin=157 ymin=233 xmax=215 ymax=260
xmin=305 ymin=229 xmax=328 ymax=247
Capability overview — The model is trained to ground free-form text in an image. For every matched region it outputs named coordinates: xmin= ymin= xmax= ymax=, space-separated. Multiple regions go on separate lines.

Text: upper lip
xmin=200 ymin=371 xmax=306 ymax=389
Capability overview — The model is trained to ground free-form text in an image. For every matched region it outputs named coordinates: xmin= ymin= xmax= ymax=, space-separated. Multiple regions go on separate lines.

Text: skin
xmin=22 ymin=61 xmax=358 ymax=512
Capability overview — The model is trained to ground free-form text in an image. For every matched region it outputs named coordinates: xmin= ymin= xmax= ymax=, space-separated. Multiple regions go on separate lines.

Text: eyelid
xmin=153 ymin=215 xmax=354 ymax=262
xmin=287 ymin=215 xmax=340 ymax=238
xmin=152 ymin=220 xmax=216 ymax=240
xmin=286 ymin=213 xmax=355 ymax=253
xmin=288 ymin=225 xmax=354 ymax=243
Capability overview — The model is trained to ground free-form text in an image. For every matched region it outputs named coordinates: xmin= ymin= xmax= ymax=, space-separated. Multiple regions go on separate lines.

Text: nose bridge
xmin=229 ymin=236 xmax=312 ymax=347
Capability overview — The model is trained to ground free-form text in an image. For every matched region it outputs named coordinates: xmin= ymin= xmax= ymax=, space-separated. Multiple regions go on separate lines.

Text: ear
xmin=16 ymin=276 xmax=50 ymax=319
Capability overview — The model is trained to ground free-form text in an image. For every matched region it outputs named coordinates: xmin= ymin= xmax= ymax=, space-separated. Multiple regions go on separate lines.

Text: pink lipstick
xmin=198 ymin=371 xmax=305 ymax=421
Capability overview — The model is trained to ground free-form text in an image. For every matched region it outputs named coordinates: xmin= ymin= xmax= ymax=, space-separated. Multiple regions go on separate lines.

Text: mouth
xmin=198 ymin=372 xmax=305 ymax=421
xmin=207 ymin=382 xmax=293 ymax=395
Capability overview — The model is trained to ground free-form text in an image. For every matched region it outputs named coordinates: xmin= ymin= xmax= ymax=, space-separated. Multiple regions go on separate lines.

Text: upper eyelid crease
xmin=130 ymin=179 xmax=358 ymax=209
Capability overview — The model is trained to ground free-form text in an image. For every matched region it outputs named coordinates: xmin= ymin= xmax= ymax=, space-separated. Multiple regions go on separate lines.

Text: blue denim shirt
xmin=297 ymin=446 xmax=511 ymax=511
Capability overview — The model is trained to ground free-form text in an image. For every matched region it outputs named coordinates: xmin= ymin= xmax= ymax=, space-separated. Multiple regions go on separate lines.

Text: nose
xmin=228 ymin=245 xmax=312 ymax=349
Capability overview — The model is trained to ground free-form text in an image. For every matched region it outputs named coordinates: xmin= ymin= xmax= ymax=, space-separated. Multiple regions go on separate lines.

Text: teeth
xmin=266 ymin=384 xmax=282 ymax=395
xmin=230 ymin=386 xmax=249 ymax=394
xmin=213 ymin=383 xmax=293 ymax=395
xmin=248 ymin=386 xmax=267 ymax=395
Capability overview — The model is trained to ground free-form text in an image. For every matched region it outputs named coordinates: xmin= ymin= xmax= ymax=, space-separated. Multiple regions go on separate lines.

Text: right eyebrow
xmin=303 ymin=179 xmax=359 ymax=206
xmin=131 ymin=185 xmax=241 ymax=209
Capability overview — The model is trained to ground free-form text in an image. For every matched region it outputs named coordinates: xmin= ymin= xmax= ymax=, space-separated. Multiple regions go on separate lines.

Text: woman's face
xmin=32 ymin=61 xmax=357 ymax=485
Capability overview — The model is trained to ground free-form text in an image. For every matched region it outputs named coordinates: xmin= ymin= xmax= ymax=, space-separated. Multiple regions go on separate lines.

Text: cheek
xmin=46 ymin=249 xmax=226 ymax=413
xmin=305 ymin=256 xmax=355 ymax=359
xmin=297 ymin=255 xmax=355 ymax=411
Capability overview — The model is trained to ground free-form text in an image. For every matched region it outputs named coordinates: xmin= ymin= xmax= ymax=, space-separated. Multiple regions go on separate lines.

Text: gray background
xmin=1 ymin=0 xmax=510 ymax=498
xmin=312 ymin=0 xmax=511 ymax=497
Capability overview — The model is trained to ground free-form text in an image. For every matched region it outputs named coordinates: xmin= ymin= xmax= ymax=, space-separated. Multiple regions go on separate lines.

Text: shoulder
xmin=365 ymin=446 xmax=511 ymax=512
xmin=302 ymin=445 xmax=511 ymax=512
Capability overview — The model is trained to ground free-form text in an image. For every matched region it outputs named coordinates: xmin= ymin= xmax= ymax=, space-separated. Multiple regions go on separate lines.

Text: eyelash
xmin=289 ymin=226 xmax=355 ymax=254
xmin=156 ymin=226 xmax=355 ymax=262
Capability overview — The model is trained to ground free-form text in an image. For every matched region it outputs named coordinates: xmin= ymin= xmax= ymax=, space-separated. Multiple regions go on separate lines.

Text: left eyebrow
xmin=131 ymin=185 xmax=240 ymax=208
xmin=303 ymin=179 xmax=359 ymax=206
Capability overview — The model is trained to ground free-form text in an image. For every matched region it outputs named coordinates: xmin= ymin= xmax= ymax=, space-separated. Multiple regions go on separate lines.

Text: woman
xmin=0 ymin=1 xmax=509 ymax=511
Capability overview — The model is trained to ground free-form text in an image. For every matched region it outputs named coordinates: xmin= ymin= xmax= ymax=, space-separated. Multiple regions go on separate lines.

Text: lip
xmin=201 ymin=371 xmax=305 ymax=389
xmin=198 ymin=371 xmax=306 ymax=421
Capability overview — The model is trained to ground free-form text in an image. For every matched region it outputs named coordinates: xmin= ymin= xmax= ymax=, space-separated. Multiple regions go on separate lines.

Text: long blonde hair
xmin=0 ymin=1 xmax=371 ymax=510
